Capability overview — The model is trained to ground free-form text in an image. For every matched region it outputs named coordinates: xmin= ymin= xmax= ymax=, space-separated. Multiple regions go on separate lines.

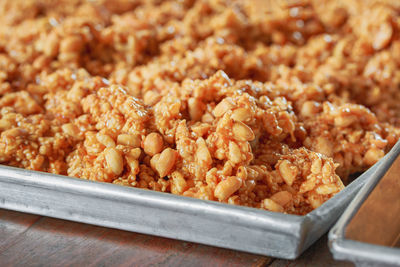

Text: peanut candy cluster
xmin=0 ymin=0 xmax=399 ymax=214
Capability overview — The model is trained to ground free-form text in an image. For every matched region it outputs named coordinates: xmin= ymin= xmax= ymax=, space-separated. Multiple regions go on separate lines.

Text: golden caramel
xmin=0 ymin=0 xmax=399 ymax=215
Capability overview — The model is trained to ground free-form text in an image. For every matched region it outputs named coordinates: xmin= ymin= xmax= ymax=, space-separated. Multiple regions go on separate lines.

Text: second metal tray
xmin=0 ymin=155 xmax=382 ymax=259
xmin=329 ymin=141 xmax=400 ymax=266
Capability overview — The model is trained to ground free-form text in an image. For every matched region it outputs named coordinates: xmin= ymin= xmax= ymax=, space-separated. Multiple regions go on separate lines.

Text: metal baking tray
xmin=329 ymin=140 xmax=400 ymax=266
xmin=0 ymin=155 xmax=382 ymax=259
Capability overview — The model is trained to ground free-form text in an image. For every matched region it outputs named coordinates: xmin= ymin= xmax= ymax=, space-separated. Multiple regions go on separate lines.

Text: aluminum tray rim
xmin=0 ymin=164 xmax=303 ymax=233
xmin=0 ymin=151 xmax=380 ymax=259
xmin=329 ymin=141 xmax=400 ymax=266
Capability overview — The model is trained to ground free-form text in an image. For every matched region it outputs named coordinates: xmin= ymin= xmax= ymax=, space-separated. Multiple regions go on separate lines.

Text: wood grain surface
xmin=0 ymin=209 xmax=353 ymax=267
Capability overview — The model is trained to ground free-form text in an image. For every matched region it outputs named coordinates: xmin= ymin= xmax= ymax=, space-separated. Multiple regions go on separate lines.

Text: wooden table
xmin=0 ymin=209 xmax=353 ymax=266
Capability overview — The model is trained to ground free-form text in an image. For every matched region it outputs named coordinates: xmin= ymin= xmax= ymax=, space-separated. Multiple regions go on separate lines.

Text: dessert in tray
xmin=0 ymin=0 xmax=399 ymax=215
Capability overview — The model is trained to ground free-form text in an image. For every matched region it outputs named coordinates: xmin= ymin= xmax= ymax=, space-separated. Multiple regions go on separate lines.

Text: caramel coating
xmin=0 ymin=0 xmax=399 ymax=215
